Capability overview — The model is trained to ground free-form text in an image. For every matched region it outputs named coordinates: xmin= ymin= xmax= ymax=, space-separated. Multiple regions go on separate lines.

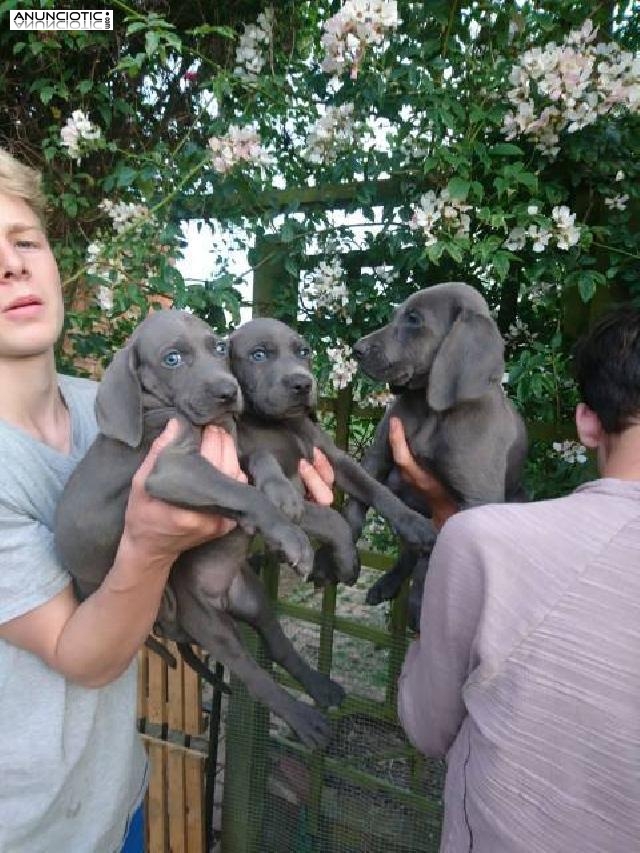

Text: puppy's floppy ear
xmin=95 ymin=344 xmax=144 ymax=446
xmin=428 ymin=309 xmax=504 ymax=411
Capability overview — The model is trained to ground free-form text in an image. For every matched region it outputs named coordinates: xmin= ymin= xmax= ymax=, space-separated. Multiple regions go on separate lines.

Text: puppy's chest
xmin=393 ymin=400 xmax=442 ymax=468
xmin=237 ymin=419 xmax=311 ymax=479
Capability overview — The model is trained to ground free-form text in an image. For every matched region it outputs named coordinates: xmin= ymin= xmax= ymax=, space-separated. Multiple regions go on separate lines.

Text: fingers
xmin=200 ymin=425 xmax=247 ymax=483
xmin=312 ymin=448 xmax=334 ymax=489
xmin=298 ymin=451 xmax=333 ymax=506
xmin=389 ymin=416 xmax=424 ymax=482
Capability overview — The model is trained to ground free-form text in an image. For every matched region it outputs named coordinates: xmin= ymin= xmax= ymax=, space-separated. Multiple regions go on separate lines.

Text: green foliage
xmin=2 ymin=0 xmax=639 ymax=496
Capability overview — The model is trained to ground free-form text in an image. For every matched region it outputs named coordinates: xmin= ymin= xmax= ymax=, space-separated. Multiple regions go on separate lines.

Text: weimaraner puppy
xmin=343 ymin=282 xmax=528 ymax=627
xmin=55 ymin=310 xmax=345 ymax=749
xmin=229 ymin=318 xmax=434 ymax=584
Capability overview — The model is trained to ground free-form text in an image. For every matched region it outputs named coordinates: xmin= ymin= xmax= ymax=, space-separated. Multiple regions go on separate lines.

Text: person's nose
xmin=0 ymin=237 xmax=28 ymax=282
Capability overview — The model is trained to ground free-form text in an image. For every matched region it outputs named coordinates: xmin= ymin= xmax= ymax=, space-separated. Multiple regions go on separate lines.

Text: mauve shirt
xmin=398 ymin=479 xmax=640 ymax=853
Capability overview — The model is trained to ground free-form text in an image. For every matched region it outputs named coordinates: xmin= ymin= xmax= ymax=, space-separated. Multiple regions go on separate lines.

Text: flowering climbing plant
xmin=1 ymin=0 xmax=638 ymax=497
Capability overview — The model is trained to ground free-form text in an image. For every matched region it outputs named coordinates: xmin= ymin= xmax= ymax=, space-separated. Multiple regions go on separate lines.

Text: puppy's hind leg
xmin=173 ymin=554 xmax=333 ymax=749
xmin=228 ymin=564 xmax=346 ymax=711
xmin=365 ymin=546 xmax=417 ymax=606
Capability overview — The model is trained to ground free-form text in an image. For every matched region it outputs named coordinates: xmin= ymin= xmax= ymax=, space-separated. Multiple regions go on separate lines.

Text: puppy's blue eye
xmin=163 ymin=350 xmax=182 ymax=368
xmin=405 ymin=311 xmax=421 ymax=326
xmin=297 ymin=346 xmax=310 ymax=358
xmin=215 ymin=340 xmax=228 ymax=355
xmin=251 ymin=348 xmax=267 ymax=362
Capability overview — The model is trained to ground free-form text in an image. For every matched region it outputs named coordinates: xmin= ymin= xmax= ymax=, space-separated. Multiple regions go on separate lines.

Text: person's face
xmin=0 ymin=192 xmax=64 ymax=360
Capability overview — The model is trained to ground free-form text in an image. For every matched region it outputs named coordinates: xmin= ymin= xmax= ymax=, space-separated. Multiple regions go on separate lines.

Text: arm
xmin=0 ymin=422 xmax=244 ymax=688
xmin=397 ymin=513 xmax=484 ymax=756
xmin=388 ymin=416 xmax=459 ymax=530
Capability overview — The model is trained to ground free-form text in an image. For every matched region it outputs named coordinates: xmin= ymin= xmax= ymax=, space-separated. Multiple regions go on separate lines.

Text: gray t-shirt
xmin=0 ymin=375 xmax=148 ymax=853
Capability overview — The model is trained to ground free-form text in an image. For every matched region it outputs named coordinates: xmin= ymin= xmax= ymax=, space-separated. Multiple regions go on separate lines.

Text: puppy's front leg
xmin=304 ymin=422 xmax=436 ymax=553
xmin=245 ymin=449 xmax=304 ymax=521
xmin=343 ymin=408 xmax=395 ymax=541
xmin=145 ymin=427 xmax=313 ymax=578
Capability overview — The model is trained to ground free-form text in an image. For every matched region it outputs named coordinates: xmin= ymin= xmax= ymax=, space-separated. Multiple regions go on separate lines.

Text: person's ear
xmin=575 ymin=403 xmax=604 ymax=449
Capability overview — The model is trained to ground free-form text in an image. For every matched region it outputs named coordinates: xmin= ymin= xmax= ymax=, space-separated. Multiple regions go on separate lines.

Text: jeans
xmin=120 ymin=804 xmax=145 ymax=853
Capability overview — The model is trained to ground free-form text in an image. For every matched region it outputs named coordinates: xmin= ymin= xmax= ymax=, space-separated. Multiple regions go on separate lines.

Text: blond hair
xmin=0 ymin=148 xmax=48 ymax=227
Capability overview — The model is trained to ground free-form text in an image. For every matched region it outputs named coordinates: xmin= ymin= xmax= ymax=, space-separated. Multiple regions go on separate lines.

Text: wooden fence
xmin=137 ymin=641 xmax=210 ymax=853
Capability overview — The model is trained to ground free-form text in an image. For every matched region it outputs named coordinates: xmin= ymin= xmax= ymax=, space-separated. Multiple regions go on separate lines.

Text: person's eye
xmin=215 ymin=340 xmax=228 ymax=355
xmin=297 ymin=346 xmax=310 ymax=359
xmin=16 ymin=239 xmax=38 ymax=249
xmin=251 ymin=348 xmax=267 ymax=362
xmin=162 ymin=350 xmax=183 ymax=368
xmin=405 ymin=311 xmax=421 ymax=326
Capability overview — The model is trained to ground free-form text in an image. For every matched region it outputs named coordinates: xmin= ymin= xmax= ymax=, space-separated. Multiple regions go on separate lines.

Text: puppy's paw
xmin=262 ymin=478 xmax=304 ymax=522
xmin=269 ymin=522 xmax=314 ymax=579
xmin=283 ymin=699 xmax=332 ymax=750
xmin=305 ymin=672 xmax=346 ymax=709
xmin=396 ymin=511 xmax=435 ymax=552
xmin=365 ymin=570 xmax=403 ymax=605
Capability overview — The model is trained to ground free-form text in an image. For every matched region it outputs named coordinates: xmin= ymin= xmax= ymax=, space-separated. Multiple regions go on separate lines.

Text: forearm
xmin=52 ymin=534 xmax=173 ymax=688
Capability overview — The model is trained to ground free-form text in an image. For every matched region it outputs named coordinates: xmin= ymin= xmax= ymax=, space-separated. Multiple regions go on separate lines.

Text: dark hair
xmin=572 ymin=306 xmax=640 ymax=434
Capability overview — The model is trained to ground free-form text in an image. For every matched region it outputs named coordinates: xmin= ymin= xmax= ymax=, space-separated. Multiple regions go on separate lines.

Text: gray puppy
xmin=344 ymin=282 xmax=528 ymax=626
xmin=55 ymin=310 xmax=345 ymax=748
xmin=229 ymin=317 xmax=435 ymax=584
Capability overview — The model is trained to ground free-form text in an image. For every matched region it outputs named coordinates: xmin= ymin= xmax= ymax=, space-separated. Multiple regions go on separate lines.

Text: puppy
xmin=55 ymin=310 xmax=344 ymax=748
xmin=345 ymin=282 xmax=528 ymax=627
xmin=229 ymin=317 xmax=435 ymax=587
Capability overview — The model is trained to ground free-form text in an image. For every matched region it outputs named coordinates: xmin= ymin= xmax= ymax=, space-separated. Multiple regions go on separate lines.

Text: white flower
xmin=360 ymin=389 xmax=396 ymax=408
xmin=604 ymin=193 xmax=629 ymax=211
xmin=303 ymin=258 xmax=349 ymax=313
xmin=327 ymin=341 xmax=359 ymax=390
xmin=527 ymin=204 xmax=539 ymax=215
xmin=501 ymin=19 xmax=640 ymax=159
xmin=615 ymin=169 xmax=625 ymax=181
xmin=321 ymin=1 xmax=400 ymax=78
xmin=234 ymin=7 xmax=274 ymax=81
xmin=504 ymin=226 xmax=527 ymax=251
xmin=528 ymin=224 xmax=552 ymax=252
xmin=408 ymin=188 xmax=473 ymax=246
xmin=60 ymin=110 xmax=101 ymax=161
xmin=207 ymin=124 xmax=272 ymax=173
xmin=552 ymin=205 xmax=581 ymax=249
xmin=552 ymin=440 xmax=587 ymax=464
xmin=97 ymin=285 xmax=114 ymax=311
xmin=99 ymin=199 xmax=149 ymax=234
xmin=302 ymin=103 xmax=361 ymax=164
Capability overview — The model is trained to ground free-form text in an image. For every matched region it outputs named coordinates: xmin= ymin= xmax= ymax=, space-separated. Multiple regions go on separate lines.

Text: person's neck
xmin=0 ymin=353 xmax=71 ymax=453
xmin=599 ymin=424 xmax=640 ymax=480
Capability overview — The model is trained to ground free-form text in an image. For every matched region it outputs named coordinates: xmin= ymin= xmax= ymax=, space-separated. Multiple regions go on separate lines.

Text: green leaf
xmin=188 ymin=24 xmax=236 ymax=39
xmin=126 ymin=21 xmax=147 ymax=35
xmin=446 ymin=177 xmax=470 ymax=201
xmin=77 ymin=79 xmax=93 ymax=95
xmin=145 ymin=30 xmax=160 ymax=55
xmin=39 ymin=86 xmax=55 ymax=105
xmin=493 ymin=252 xmax=510 ymax=281
xmin=445 ymin=241 xmax=464 ymax=263
xmin=492 ymin=143 xmax=524 ymax=157
xmin=425 ymin=242 xmax=444 ymax=263
xmin=116 ymin=166 xmax=137 ymax=187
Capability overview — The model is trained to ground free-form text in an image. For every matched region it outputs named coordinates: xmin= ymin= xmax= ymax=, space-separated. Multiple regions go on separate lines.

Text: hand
xmin=388 ymin=417 xmax=458 ymax=531
xmin=123 ymin=420 xmax=246 ymax=564
xmin=298 ymin=448 xmax=334 ymax=506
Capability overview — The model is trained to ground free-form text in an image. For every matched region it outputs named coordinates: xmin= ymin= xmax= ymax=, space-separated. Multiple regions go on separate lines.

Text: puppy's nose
xmin=352 ymin=341 xmax=367 ymax=361
xmin=284 ymin=373 xmax=312 ymax=394
xmin=212 ymin=380 xmax=239 ymax=403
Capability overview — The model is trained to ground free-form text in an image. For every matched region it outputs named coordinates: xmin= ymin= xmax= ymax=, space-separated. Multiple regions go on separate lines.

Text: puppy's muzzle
xmin=283 ymin=372 xmax=313 ymax=396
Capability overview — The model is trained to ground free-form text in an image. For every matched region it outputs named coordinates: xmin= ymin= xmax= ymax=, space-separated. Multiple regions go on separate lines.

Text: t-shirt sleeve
xmin=397 ymin=511 xmax=485 ymax=757
xmin=0 ymin=500 xmax=71 ymax=625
